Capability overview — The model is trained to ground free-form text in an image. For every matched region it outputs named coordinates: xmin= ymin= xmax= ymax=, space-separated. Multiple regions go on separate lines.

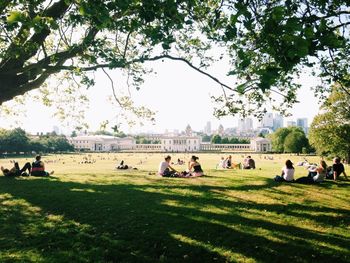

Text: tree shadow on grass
xmin=0 ymin=177 xmax=349 ymax=263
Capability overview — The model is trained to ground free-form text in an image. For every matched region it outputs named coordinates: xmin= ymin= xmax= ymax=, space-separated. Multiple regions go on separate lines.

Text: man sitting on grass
xmin=158 ymin=155 xmax=178 ymax=177
xmin=329 ymin=157 xmax=348 ymax=181
xmin=31 ymin=155 xmax=54 ymax=177
xmin=243 ymin=156 xmax=256 ymax=169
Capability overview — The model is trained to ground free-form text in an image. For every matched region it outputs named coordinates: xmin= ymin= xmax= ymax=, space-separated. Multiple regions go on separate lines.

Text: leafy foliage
xmin=211 ymin=135 xmax=249 ymax=144
xmin=0 ymin=0 xmax=349 ymax=121
xmin=309 ymin=86 xmax=350 ymax=161
xmin=0 ymin=128 xmax=73 ymax=153
xmin=269 ymin=127 xmax=309 ymax=153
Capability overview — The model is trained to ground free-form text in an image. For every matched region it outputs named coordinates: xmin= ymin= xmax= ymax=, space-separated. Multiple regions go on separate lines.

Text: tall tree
xmin=269 ymin=127 xmax=308 ymax=153
xmin=211 ymin=134 xmax=222 ymax=144
xmin=269 ymin=128 xmax=291 ymax=153
xmin=0 ymin=1 xmax=349 ymax=118
xmin=309 ymin=86 xmax=350 ymax=162
xmin=283 ymin=130 xmax=309 ymax=153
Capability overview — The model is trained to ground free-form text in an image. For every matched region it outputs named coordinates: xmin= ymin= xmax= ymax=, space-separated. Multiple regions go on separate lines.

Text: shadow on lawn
xmin=0 ymin=177 xmax=349 ymax=263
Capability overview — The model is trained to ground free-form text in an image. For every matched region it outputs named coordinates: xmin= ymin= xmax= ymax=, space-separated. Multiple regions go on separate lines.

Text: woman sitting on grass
xmin=187 ymin=155 xmax=204 ymax=177
xmin=296 ymin=160 xmax=327 ymax=184
xmin=274 ymin=160 xmax=295 ymax=182
xmin=31 ymin=155 xmax=54 ymax=177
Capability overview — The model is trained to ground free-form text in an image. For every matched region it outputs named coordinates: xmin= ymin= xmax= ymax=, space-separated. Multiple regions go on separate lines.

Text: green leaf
xmin=7 ymin=11 xmax=24 ymax=24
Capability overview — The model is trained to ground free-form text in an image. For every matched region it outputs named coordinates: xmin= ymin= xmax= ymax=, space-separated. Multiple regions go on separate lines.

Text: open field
xmin=0 ymin=153 xmax=349 ymax=262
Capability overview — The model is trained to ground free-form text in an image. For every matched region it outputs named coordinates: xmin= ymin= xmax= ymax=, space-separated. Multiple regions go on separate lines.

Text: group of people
xmin=158 ymin=155 xmax=203 ymax=178
xmin=275 ymin=157 xmax=348 ymax=183
xmin=1 ymin=155 xmax=54 ymax=177
xmin=218 ymin=155 xmax=256 ymax=169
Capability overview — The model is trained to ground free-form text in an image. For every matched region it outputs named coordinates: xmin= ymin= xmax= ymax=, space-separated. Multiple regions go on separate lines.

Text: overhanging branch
xmin=44 ymin=54 xmax=236 ymax=92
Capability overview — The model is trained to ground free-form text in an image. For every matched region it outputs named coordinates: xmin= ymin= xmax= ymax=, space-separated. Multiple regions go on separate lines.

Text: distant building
xmin=185 ymin=124 xmax=192 ymax=136
xmin=286 ymin=121 xmax=297 ymax=127
xmin=68 ymin=135 xmax=135 ymax=151
xmin=260 ymin=113 xmax=274 ymax=129
xmin=250 ymin=137 xmax=272 ymax=152
xmin=258 ymin=127 xmax=273 ymax=136
xmin=217 ymin=124 xmax=224 ymax=136
xmin=273 ymin=114 xmax=284 ymax=131
xmin=238 ymin=118 xmax=254 ymax=132
xmin=53 ymin=126 xmax=60 ymax=135
xmin=201 ymin=137 xmax=271 ymax=152
xmin=296 ymin=118 xmax=308 ymax=134
xmin=161 ymin=136 xmax=201 ymax=152
xmin=204 ymin=121 xmax=212 ymax=135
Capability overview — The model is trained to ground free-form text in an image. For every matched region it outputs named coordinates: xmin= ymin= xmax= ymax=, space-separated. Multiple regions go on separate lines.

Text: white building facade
xmin=68 ymin=135 xmax=271 ymax=153
xmin=68 ymin=135 xmax=136 ymax=151
xmin=161 ymin=136 xmax=201 ymax=152
xmin=250 ymin=137 xmax=272 ymax=152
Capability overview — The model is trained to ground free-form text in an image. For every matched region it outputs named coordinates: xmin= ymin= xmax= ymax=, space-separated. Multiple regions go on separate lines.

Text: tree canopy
xmin=309 ymin=86 xmax=350 ymax=161
xmin=0 ymin=128 xmax=73 ymax=153
xmin=1 ymin=0 xmax=349 ymax=118
xmin=269 ymin=126 xmax=309 ymax=153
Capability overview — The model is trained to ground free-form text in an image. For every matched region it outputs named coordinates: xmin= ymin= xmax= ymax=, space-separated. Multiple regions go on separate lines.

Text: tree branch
xmin=43 ymin=54 xmax=236 ymax=92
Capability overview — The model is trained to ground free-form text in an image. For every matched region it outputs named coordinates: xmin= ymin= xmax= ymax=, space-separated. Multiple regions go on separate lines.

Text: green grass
xmin=0 ymin=153 xmax=349 ymax=262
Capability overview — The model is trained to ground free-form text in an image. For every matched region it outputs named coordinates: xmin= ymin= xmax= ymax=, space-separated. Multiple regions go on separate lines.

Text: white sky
xmin=0 ymin=58 xmax=321 ymax=135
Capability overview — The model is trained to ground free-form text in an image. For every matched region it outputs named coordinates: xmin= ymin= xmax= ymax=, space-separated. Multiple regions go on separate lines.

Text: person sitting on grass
xmin=327 ymin=157 xmax=348 ymax=181
xmin=243 ymin=156 xmax=256 ymax=169
xmin=31 ymin=155 xmax=54 ymax=177
xmin=296 ymin=160 xmax=327 ymax=184
xmin=117 ymin=160 xmax=129 ymax=169
xmin=1 ymin=161 xmax=31 ymax=177
xmin=274 ymin=160 xmax=295 ymax=182
xmin=225 ymin=155 xmax=232 ymax=168
xmin=186 ymin=155 xmax=204 ymax=177
xmin=158 ymin=155 xmax=178 ymax=177
xmin=216 ymin=157 xmax=226 ymax=169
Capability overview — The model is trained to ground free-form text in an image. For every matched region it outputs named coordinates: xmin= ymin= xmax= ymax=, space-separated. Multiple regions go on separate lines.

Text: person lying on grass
xmin=158 ymin=155 xmax=178 ymax=177
xmin=274 ymin=160 xmax=295 ymax=182
xmin=296 ymin=160 xmax=327 ymax=184
xmin=1 ymin=161 xmax=31 ymax=177
xmin=31 ymin=155 xmax=54 ymax=177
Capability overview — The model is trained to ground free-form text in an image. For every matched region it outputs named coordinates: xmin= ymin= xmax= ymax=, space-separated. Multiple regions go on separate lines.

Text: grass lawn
xmin=0 ymin=153 xmax=349 ymax=263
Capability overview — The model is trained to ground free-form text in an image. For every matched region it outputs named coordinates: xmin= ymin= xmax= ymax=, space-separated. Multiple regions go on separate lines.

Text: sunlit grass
xmin=0 ymin=153 xmax=349 ymax=262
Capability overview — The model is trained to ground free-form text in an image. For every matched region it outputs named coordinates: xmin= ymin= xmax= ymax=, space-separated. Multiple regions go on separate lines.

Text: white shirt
xmin=158 ymin=161 xmax=169 ymax=175
xmin=282 ymin=167 xmax=295 ymax=181
xmin=313 ymin=169 xmax=326 ymax=182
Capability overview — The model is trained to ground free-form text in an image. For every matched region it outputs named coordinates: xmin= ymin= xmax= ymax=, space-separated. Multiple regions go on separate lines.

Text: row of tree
xmin=134 ymin=136 xmax=161 ymax=144
xmin=204 ymin=135 xmax=250 ymax=144
xmin=0 ymin=128 xmax=73 ymax=154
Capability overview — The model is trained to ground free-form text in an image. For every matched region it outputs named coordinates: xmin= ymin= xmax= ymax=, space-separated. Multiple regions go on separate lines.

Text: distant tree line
xmin=135 ymin=136 xmax=161 ymax=144
xmin=91 ymin=130 xmax=127 ymax=138
xmin=0 ymin=128 xmax=73 ymax=154
xmin=203 ymin=135 xmax=250 ymax=144
xmin=268 ymin=127 xmax=312 ymax=154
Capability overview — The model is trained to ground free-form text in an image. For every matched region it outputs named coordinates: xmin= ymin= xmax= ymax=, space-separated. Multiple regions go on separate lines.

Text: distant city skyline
xmin=0 ymin=60 xmax=321 ymax=135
